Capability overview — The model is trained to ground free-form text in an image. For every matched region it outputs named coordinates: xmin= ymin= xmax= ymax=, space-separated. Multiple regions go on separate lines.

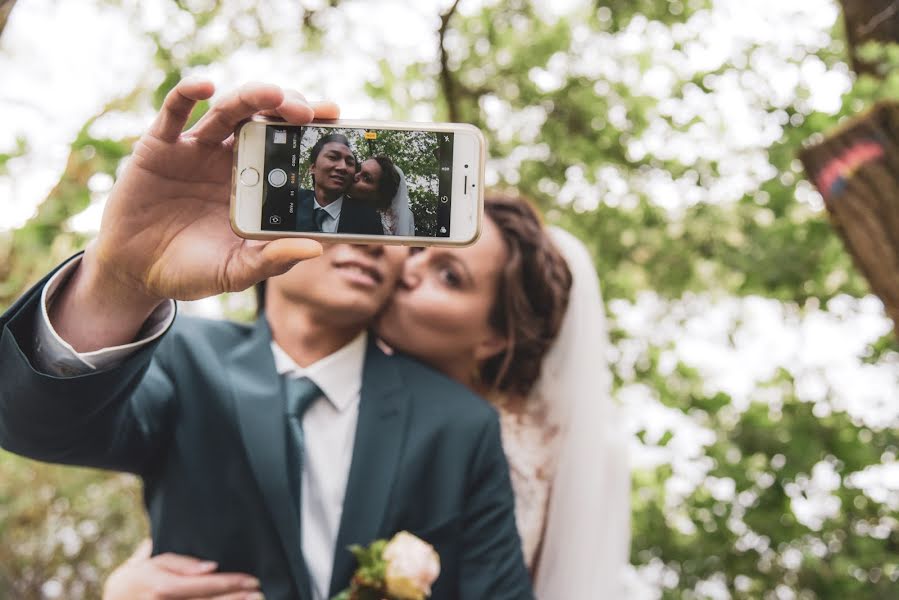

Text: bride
xmin=347 ymin=155 xmax=415 ymax=236
xmin=103 ymin=194 xmax=630 ymax=599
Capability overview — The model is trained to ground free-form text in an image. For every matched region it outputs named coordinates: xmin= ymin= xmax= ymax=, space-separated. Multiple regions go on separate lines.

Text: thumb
xmin=256 ymin=238 xmax=324 ymax=278
xmin=124 ymin=539 xmax=153 ymax=564
xmin=226 ymin=238 xmax=323 ymax=292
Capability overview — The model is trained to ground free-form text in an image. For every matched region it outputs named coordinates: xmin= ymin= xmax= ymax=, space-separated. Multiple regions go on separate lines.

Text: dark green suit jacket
xmin=0 ymin=261 xmax=533 ymax=600
xmin=296 ymin=189 xmax=384 ymax=235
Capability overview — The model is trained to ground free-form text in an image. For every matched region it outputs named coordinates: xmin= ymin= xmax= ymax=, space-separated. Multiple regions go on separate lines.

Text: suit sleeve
xmin=0 ymin=257 xmax=177 ymax=476
xmin=459 ymin=414 xmax=535 ymax=600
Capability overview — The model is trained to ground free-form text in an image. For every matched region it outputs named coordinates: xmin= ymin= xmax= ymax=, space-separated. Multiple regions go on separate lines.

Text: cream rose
xmin=382 ymin=531 xmax=441 ymax=600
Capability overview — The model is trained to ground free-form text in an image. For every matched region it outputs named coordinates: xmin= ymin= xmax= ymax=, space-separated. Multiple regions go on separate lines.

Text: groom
xmin=0 ymin=81 xmax=531 ymax=600
xmin=296 ymin=133 xmax=384 ymax=235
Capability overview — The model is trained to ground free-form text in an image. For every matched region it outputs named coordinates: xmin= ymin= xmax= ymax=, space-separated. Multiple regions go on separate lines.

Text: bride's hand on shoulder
xmin=103 ymin=540 xmax=263 ymax=600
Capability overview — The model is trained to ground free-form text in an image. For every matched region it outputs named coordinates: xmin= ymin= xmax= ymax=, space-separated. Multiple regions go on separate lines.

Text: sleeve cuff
xmin=33 ymin=255 xmax=175 ymax=375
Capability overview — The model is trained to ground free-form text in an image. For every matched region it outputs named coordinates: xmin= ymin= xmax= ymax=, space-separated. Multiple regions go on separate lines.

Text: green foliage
xmin=0 ymin=136 xmax=27 ymax=175
xmin=0 ymin=453 xmax=147 ymax=599
xmin=2 ymin=1 xmax=899 ymax=598
xmin=332 ymin=540 xmax=392 ymax=600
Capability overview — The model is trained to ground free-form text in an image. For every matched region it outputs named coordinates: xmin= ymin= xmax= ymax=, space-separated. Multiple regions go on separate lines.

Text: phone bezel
xmin=230 ymin=118 xmax=485 ymax=246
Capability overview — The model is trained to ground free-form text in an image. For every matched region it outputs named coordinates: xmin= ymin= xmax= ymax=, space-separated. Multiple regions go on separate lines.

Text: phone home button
xmin=240 ymin=167 xmax=260 ymax=186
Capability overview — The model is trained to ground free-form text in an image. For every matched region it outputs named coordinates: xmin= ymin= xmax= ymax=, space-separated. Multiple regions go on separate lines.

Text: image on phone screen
xmin=260 ymin=125 xmax=454 ymax=237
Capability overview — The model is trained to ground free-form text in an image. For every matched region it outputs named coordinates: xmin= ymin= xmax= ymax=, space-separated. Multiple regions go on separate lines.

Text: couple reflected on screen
xmin=298 ymin=133 xmax=415 ymax=236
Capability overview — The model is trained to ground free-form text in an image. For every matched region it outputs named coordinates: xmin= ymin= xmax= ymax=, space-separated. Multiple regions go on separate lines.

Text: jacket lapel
xmin=328 ymin=339 xmax=411 ymax=597
xmin=297 ymin=190 xmax=316 ymax=231
xmin=336 ymin=201 xmax=354 ymax=233
xmin=228 ymin=316 xmax=313 ymax=600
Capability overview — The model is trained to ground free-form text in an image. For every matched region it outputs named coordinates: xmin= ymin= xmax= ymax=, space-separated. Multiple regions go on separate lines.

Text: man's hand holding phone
xmin=51 ymin=79 xmax=331 ymax=352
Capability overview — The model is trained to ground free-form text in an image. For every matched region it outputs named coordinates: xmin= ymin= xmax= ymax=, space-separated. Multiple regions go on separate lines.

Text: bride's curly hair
xmin=365 ymin=155 xmax=401 ymax=211
xmin=480 ymin=194 xmax=573 ymax=397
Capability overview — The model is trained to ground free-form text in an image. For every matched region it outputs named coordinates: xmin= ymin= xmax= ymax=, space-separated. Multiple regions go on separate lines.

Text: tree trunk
xmin=800 ymin=101 xmax=899 ymax=338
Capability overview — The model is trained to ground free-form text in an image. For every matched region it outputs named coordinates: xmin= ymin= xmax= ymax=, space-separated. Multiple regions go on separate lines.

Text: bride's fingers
xmin=149 ymin=78 xmax=215 ymax=143
xmin=123 ymin=539 xmax=153 ymax=564
xmin=189 ymin=83 xmax=288 ymax=145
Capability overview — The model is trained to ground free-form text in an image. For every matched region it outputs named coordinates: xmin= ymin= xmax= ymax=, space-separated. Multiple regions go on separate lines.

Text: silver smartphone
xmin=230 ymin=118 xmax=486 ymax=245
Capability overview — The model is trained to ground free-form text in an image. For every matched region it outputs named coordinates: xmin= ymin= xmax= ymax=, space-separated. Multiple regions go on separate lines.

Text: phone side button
xmin=240 ymin=167 xmax=260 ymax=186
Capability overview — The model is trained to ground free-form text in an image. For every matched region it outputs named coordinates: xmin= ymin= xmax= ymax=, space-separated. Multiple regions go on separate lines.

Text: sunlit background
xmin=2 ymin=0 xmax=898 ymax=598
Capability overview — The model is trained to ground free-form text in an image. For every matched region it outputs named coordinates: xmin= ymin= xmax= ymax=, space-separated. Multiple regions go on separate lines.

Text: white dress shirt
xmin=33 ymin=255 xmax=366 ymax=599
xmin=33 ymin=256 xmax=175 ymax=374
xmin=312 ymin=195 xmax=343 ymax=233
xmin=270 ymin=334 xmax=365 ymax=600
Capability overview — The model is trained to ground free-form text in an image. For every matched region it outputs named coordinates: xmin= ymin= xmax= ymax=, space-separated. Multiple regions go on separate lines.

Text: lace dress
xmin=494 ymin=392 xmax=562 ymax=571
xmin=380 ymin=209 xmax=398 ymax=235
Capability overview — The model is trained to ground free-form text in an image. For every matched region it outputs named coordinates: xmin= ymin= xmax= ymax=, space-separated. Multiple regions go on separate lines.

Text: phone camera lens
xmin=464 ymin=164 xmax=468 ymax=168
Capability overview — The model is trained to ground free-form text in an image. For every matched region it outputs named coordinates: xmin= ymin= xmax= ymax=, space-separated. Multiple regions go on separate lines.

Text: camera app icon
xmin=269 ymin=215 xmax=282 ymax=225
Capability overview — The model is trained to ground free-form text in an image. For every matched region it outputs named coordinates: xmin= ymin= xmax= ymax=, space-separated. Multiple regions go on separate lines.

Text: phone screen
xmin=260 ymin=125 xmax=454 ymax=237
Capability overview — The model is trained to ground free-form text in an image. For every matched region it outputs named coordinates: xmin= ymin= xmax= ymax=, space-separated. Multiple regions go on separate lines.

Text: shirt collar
xmin=270 ymin=331 xmax=367 ymax=413
xmin=313 ymin=195 xmax=343 ymax=219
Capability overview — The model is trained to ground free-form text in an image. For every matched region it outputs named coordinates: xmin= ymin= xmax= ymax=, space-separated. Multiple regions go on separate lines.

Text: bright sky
xmin=2 ymin=2 xmax=898 ymax=595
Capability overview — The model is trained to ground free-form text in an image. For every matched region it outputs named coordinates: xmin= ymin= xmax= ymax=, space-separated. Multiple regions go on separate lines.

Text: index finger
xmin=160 ymin=572 xmax=260 ymax=598
xmin=258 ymin=89 xmax=340 ymax=122
xmin=148 ymin=78 xmax=216 ymax=143
xmin=188 ymin=82 xmax=288 ymax=145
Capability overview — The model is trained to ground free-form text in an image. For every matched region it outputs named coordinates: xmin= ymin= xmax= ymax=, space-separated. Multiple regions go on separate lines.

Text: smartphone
xmin=231 ymin=118 xmax=486 ymax=245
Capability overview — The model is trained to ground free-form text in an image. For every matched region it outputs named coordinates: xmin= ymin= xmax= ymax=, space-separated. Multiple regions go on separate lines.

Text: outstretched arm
xmin=1 ymin=79 xmax=338 ymax=473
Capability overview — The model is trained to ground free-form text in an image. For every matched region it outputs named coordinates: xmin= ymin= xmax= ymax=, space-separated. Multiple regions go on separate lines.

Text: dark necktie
xmin=285 ymin=377 xmax=322 ymax=521
xmin=314 ymin=208 xmax=328 ymax=232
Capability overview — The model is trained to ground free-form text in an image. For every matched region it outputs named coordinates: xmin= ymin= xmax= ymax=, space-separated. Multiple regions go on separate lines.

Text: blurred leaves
xmin=2 ymin=0 xmax=899 ymax=598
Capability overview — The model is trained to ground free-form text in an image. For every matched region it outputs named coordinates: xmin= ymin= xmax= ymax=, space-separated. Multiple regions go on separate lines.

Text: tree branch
xmin=439 ymin=0 xmax=463 ymax=122
xmin=858 ymin=0 xmax=899 ymax=36
xmin=0 ymin=0 xmax=18 ymax=39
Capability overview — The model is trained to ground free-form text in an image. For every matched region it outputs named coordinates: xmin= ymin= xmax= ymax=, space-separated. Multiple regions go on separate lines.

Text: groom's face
xmin=269 ymin=243 xmax=407 ymax=325
xmin=311 ymin=142 xmax=356 ymax=196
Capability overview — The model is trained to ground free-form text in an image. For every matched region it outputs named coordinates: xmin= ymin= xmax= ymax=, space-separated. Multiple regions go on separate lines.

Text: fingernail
xmin=246 ymin=591 xmax=264 ymax=600
xmin=196 ymin=560 xmax=217 ymax=572
xmin=243 ymin=577 xmax=261 ymax=589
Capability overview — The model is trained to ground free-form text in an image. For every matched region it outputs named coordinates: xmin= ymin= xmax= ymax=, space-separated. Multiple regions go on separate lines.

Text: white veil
xmin=390 ymin=166 xmax=416 ymax=236
xmin=533 ymin=227 xmax=631 ymax=598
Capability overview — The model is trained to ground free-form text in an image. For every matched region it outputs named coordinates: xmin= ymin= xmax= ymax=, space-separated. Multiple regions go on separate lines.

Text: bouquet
xmin=331 ymin=531 xmax=440 ymax=600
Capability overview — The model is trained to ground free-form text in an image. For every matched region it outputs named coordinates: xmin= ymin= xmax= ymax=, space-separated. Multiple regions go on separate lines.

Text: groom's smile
xmin=269 ymin=243 xmax=406 ymax=325
xmin=333 ymin=255 xmax=384 ymax=288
